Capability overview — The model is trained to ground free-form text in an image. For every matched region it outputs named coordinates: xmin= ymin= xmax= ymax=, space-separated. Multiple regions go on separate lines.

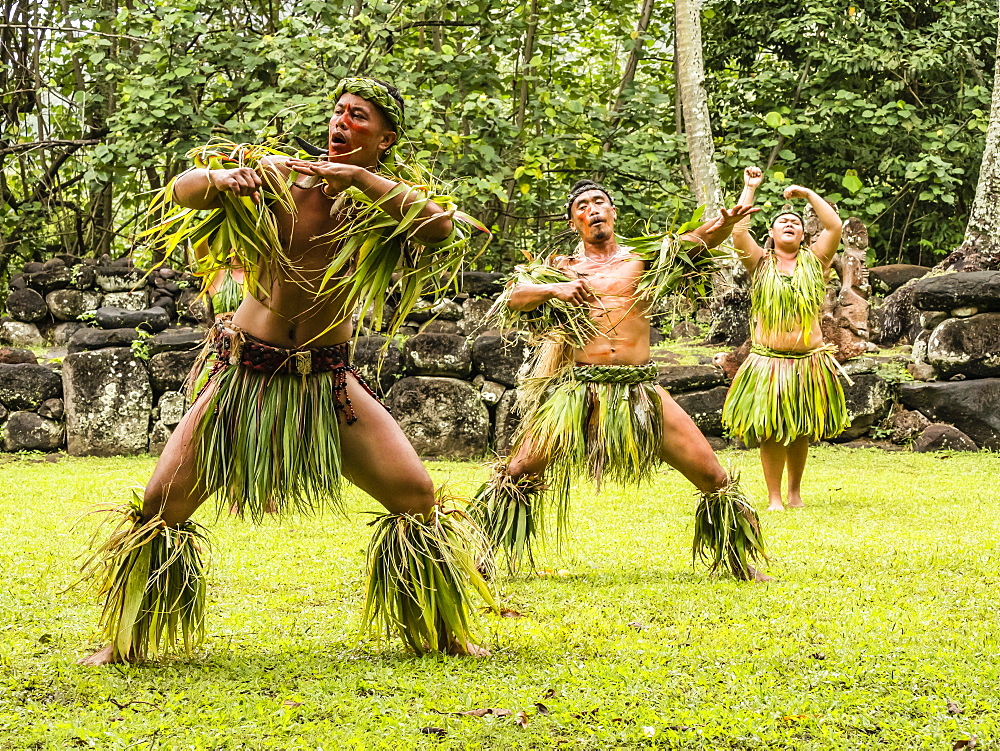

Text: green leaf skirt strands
xmin=77 ymin=496 xmax=209 ymax=662
xmin=189 ymin=324 xmax=384 ymax=522
xmin=693 ymin=473 xmax=767 ymax=581
xmin=506 ymin=364 xmax=665 ymax=555
xmin=721 ymin=344 xmax=850 ymax=447
xmin=361 ymin=504 xmax=498 ymax=654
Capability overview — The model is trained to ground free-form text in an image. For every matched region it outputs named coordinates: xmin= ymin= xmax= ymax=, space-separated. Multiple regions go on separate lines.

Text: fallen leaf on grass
xmin=665 ymin=725 xmax=697 ymax=731
xmin=953 ymin=735 xmax=977 ymax=750
xmin=434 ymin=707 xmax=513 ymax=718
xmin=421 ymin=727 xmax=447 ymax=737
xmin=947 ymin=699 xmax=963 ymax=715
xmin=534 ymin=702 xmax=550 ymax=715
xmin=627 ymin=621 xmax=650 ymax=631
xmin=570 ymin=708 xmax=599 ymax=719
xmin=282 ymin=700 xmax=303 ymax=708
xmin=642 ymin=726 xmax=656 ymax=738
xmin=108 ymin=697 xmax=158 ymax=711
xmin=535 ymin=568 xmax=571 ymax=577
xmin=809 ymin=652 xmax=826 ymax=660
xmin=542 ymin=688 xmax=556 ymax=699
xmin=781 ymin=714 xmax=815 ymax=723
xmin=515 ymin=711 xmax=529 ymax=727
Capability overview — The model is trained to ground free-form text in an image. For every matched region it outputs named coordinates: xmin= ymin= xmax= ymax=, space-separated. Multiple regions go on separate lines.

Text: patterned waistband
xmin=749 ymin=342 xmax=854 ymax=385
xmin=572 ymin=362 xmax=659 ymax=384
xmin=213 ymin=323 xmax=353 ymax=376
xmin=750 ymin=343 xmax=836 ymax=360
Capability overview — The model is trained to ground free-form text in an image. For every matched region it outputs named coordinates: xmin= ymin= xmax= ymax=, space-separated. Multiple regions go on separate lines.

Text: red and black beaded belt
xmin=206 ymin=322 xmax=382 ymax=424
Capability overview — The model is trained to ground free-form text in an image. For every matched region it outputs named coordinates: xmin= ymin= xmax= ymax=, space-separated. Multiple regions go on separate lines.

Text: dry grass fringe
xmin=361 ymin=500 xmax=499 ymax=654
xmin=76 ymin=495 xmax=209 ymax=662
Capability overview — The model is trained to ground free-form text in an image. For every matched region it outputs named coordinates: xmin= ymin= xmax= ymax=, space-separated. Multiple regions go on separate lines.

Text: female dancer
xmin=723 ymin=167 xmax=848 ymax=510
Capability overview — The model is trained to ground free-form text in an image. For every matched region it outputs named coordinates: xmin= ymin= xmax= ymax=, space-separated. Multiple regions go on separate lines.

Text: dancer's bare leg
xmin=784 ymin=436 xmax=810 ymax=508
xmin=79 ymin=386 xmax=217 ymax=666
xmin=655 ymin=387 xmax=770 ymax=582
xmin=339 ymin=376 xmax=488 ymax=656
xmin=505 ymin=438 xmax=550 ymax=480
xmin=655 ymin=387 xmax=728 ymax=492
xmin=759 ymin=439 xmax=788 ymax=511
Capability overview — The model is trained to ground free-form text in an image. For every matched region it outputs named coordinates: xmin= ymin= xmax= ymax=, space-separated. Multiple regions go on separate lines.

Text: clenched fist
xmin=549 ymin=279 xmax=595 ymax=306
xmin=208 ymin=167 xmax=262 ymax=202
xmin=744 ymin=166 xmax=763 ymax=189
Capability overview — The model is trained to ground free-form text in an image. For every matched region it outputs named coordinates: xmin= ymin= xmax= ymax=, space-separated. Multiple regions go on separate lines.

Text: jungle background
xmin=0 ymin=0 xmax=996 ymax=294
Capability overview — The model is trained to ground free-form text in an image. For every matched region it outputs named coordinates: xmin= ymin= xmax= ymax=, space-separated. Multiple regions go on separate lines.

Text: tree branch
xmin=0 ymin=138 xmax=102 ymax=157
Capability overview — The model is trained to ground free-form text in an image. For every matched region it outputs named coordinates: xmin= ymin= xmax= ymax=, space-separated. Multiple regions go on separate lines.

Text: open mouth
xmin=330 ymin=132 xmax=348 ymax=145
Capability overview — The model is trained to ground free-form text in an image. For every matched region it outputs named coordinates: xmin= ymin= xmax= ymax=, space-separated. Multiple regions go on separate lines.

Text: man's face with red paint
xmin=328 ymin=93 xmax=397 ymax=167
xmin=569 ymin=189 xmax=616 ymax=242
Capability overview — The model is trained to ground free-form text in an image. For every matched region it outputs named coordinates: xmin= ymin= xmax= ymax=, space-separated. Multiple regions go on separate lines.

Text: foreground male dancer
xmin=79 ymin=78 xmax=493 ymax=664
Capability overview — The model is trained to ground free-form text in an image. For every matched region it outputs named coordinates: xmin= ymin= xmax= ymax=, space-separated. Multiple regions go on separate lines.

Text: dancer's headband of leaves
xmin=769 ymin=208 xmax=804 ymax=227
xmin=565 ymin=181 xmax=615 ymax=218
xmin=334 ymin=77 xmax=405 ymax=132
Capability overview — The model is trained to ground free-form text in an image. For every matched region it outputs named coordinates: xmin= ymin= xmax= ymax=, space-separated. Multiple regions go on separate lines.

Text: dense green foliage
xmin=1 ymin=0 xmax=995 ymax=292
xmin=3 ymin=450 xmax=1000 ymax=747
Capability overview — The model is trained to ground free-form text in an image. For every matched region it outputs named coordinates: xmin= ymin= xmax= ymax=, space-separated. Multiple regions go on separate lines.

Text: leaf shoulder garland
xmin=135 ymin=138 xmax=487 ymax=340
xmin=750 ymin=247 xmax=826 ymax=345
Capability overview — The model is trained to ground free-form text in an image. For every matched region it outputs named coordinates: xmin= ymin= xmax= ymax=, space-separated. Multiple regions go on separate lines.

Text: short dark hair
xmin=565 ymin=179 xmax=614 ymax=217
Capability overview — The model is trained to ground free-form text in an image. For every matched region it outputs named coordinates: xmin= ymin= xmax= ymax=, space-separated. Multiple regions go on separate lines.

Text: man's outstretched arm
xmin=681 ymin=204 xmax=761 ymax=249
xmin=171 ymin=167 xmax=265 ymax=210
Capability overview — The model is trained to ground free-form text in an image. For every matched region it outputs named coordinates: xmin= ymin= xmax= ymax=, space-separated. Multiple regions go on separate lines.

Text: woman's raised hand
xmin=744 ymin=166 xmax=763 ymax=189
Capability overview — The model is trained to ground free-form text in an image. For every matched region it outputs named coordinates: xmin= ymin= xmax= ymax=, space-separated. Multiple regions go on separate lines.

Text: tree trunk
xmin=674 ymin=0 xmax=722 ymax=217
xmin=515 ymin=0 xmax=539 ymax=132
xmin=936 ymin=11 xmax=1000 ymax=272
xmin=498 ymin=0 xmax=541 ymax=247
xmin=601 ymin=0 xmax=655 ymax=155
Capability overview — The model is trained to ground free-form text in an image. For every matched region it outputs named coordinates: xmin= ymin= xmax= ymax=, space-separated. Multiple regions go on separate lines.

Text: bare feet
xmin=747 ymin=565 xmax=773 ymax=583
xmin=77 ymin=644 xmax=125 ymax=667
xmin=786 ymin=495 xmax=805 ymax=509
xmin=444 ymin=640 xmax=491 ymax=657
xmin=766 ymin=499 xmax=785 ymax=511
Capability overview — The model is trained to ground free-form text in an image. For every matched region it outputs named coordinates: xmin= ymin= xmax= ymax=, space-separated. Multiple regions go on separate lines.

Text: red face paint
xmin=328 ymin=94 xmax=380 ymax=155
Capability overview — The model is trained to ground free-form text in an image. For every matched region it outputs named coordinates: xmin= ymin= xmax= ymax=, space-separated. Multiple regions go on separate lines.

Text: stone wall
xmin=897 ymin=271 xmax=1000 ymax=450
xmin=1 ymin=264 xmax=995 ymax=457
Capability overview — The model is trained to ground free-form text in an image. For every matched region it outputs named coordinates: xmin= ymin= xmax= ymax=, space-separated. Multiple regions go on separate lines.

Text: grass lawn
xmin=1 ymin=448 xmax=998 ymax=749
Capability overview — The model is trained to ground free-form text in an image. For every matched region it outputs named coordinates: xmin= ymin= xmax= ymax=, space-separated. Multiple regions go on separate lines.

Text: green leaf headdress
xmin=333 ymin=77 xmax=406 ymax=133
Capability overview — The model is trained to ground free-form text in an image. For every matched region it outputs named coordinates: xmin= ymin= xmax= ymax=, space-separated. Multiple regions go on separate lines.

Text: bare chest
xmin=567 ymin=256 xmax=643 ymax=299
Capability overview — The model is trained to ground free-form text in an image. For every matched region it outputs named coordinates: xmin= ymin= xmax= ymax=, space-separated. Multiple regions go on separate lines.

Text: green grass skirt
xmin=195 ymin=364 xmax=346 ymax=521
xmin=519 ymin=375 xmax=664 ymax=533
xmin=722 ymin=346 xmax=849 ymax=446
xmin=471 ymin=369 xmax=664 ymax=569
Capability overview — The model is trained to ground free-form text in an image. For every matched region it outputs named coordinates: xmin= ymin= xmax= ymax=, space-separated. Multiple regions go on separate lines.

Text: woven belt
xmin=749 ymin=342 xmax=853 ymax=385
xmin=572 ymin=362 xmax=659 ymax=384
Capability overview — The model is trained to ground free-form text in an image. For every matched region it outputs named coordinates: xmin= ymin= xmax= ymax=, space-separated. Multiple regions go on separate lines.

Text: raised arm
xmin=728 ymin=166 xmax=766 ymax=274
xmin=784 ymin=185 xmax=842 ymax=267
xmin=171 ymin=166 xmax=266 ymax=210
xmin=285 ymin=158 xmax=455 ymax=244
xmin=680 ymin=203 xmax=760 ymax=250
